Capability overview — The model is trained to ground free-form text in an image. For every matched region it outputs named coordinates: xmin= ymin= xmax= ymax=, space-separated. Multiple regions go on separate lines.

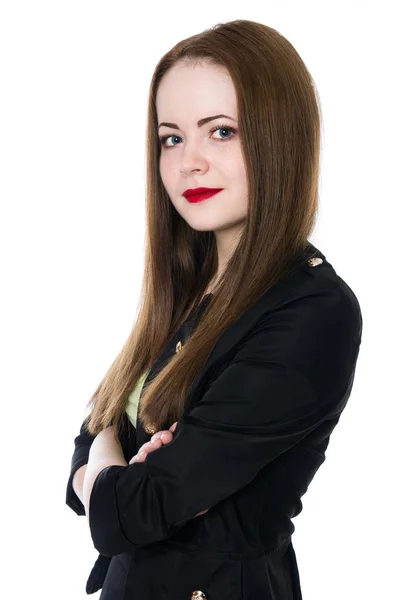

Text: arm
xmin=86 ymin=281 xmax=362 ymax=556
xmin=66 ymin=413 xmax=137 ymax=516
xmin=83 ymin=427 xmax=128 ymax=517
xmin=83 ymin=426 xmax=209 ymax=519
xmin=65 ymin=417 xmax=96 ymax=515
xmin=72 ymin=464 xmax=87 ymax=506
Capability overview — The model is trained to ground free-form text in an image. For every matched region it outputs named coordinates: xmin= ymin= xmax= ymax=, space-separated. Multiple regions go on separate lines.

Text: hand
xmin=128 ymin=421 xmax=210 ymax=519
xmin=129 ymin=421 xmax=178 ymax=464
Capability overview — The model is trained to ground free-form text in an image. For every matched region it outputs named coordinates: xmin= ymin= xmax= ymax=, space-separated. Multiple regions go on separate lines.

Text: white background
xmin=1 ymin=1 xmax=398 ymax=598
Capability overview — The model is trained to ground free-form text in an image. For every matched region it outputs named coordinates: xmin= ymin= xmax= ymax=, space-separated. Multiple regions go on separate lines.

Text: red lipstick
xmin=182 ymin=187 xmax=223 ymax=203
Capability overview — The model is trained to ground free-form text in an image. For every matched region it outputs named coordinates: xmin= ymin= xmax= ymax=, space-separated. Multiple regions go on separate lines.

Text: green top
xmin=124 ymin=293 xmax=212 ymax=428
xmin=125 ymin=369 xmax=151 ymax=427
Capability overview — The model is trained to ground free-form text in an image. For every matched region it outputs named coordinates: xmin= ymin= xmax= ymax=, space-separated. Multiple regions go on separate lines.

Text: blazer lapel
xmin=134 ymin=242 xmax=325 ymax=443
xmin=89 ymin=243 xmax=326 ymax=593
xmin=184 ymin=243 xmax=326 ymax=411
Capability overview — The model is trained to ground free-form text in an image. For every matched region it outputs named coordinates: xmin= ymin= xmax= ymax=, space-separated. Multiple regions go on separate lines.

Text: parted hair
xmin=84 ymin=18 xmax=322 ymax=438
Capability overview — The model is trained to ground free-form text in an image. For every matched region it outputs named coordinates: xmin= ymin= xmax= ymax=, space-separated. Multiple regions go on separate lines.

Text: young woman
xmin=66 ymin=19 xmax=363 ymax=599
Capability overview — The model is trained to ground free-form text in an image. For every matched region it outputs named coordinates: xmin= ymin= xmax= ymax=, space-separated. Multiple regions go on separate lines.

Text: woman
xmin=66 ymin=19 xmax=363 ymax=599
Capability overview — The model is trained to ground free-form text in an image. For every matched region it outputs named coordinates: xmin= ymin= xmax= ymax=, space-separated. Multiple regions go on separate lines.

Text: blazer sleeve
xmin=87 ymin=280 xmax=363 ymax=556
xmin=65 ymin=417 xmax=96 ymax=516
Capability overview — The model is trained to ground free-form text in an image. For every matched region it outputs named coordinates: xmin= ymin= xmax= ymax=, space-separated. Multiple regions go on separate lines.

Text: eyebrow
xmin=158 ymin=114 xmax=236 ymax=130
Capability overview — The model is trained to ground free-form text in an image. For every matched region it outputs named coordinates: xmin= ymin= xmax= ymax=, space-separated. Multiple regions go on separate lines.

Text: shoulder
xmin=238 ymin=248 xmax=363 ymax=390
xmin=253 ymin=245 xmax=363 ymax=346
xmin=296 ymin=247 xmax=362 ymax=328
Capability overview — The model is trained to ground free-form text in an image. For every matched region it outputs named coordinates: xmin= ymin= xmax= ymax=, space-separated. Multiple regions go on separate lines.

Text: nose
xmin=179 ymin=141 xmax=208 ymax=176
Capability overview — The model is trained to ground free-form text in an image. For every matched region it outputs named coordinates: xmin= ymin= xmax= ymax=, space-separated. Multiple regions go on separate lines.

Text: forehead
xmin=156 ymin=62 xmax=237 ymax=120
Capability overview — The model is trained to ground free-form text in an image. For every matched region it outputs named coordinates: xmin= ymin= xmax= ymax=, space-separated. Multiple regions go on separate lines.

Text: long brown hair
xmin=84 ymin=19 xmax=322 ymax=439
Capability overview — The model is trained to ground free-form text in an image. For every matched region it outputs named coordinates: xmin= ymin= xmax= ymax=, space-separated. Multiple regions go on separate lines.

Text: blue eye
xmin=158 ymin=125 xmax=237 ymax=148
xmin=159 ymin=135 xmax=181 ymax=147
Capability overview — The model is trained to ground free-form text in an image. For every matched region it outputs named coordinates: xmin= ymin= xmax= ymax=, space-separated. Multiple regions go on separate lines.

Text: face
xmin=156 ymin=61 xmax=248 ymax=238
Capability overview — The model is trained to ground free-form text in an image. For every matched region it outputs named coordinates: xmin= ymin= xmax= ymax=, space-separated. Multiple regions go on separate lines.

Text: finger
xmin=131 ymin=433 xmax=172 ymax=465
xmin=138 ymin=432 xmax=171 ymax=456
xmin=196 ymin=508 xmax=210 ymax=516
xmin=169 ymin=421 xmax=178 ymax=433
xmin=129 ymin=450 xmax=147 ymax=464
xmin=141 ymin=438 xmax=163 ymax=454
xmin=150 ymin=431 xmax=173 ymax=444
xmin=192 ymin=507 xmax=210 ymax=518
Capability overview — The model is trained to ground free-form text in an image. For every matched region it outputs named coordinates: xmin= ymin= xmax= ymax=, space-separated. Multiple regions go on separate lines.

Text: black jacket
xmin=65 ymin=243 xmax=363 ymax=599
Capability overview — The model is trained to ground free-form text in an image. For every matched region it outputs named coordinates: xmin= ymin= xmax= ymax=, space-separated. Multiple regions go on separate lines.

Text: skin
xmin=156 ymin=60 xmax=248 ymax=283
xmin=83 ymin=422 xmax=209 ymax=519
xmin=84 ymin=61 xmax=247 ymax=518
xmin=130 ymin=422 xmax=210 ymax=517
xmin=129 ymin=421 xmax=178 ymax=464
xmin=82 ymin=425 xmax=175 ymax=514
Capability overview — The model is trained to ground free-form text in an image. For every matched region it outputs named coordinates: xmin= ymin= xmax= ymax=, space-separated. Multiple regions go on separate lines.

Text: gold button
xmin=191 ymin=592 xmax=207 ymax=600
xmin=307 ymin=257 xmax=323 ymax=267
xmin=144 ymin=423 xmax=157 ymax=435
xmin=176 ymin=340 xmax=183 ymax=353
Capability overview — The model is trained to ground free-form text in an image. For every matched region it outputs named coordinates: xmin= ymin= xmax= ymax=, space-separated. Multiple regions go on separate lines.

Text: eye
xmin=158 ymin=125 xmax=237 ymax=148
xmin=159 ymin=134 xmax=181 ymax=148
xmin=210 ymin=125 xmax=236 ymax=141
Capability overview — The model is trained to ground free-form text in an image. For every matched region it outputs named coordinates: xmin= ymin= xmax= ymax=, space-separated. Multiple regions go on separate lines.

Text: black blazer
xmin=65 ymin=243 xmax=363 ymax=599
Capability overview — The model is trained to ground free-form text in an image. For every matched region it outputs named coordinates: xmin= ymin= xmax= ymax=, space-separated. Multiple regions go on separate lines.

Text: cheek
xmin=159 ymin=154 xmax=176 ymax=189
xmin=159 ymin=158 xmax=170 ymax=188
xmin=228 ymin=163 xmax=248 ymax=196
xmin=225 ymin=149 xmax=246 ymax=181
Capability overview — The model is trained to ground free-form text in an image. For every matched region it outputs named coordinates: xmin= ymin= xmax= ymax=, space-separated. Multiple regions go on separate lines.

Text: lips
xmin=182 ymin=188 xmax=223 ymax=203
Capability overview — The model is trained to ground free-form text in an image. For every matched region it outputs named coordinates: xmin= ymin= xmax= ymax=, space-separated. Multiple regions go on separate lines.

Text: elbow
xmin=87 ymin=464 xmax=136 ymax=555
xmin=88 ymin=463 xmax=181 ymax=552
xmin=87 ymin=464 xmax=157 ymax=555
xmin=66 ymin=468 xmax=87 ymax=516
